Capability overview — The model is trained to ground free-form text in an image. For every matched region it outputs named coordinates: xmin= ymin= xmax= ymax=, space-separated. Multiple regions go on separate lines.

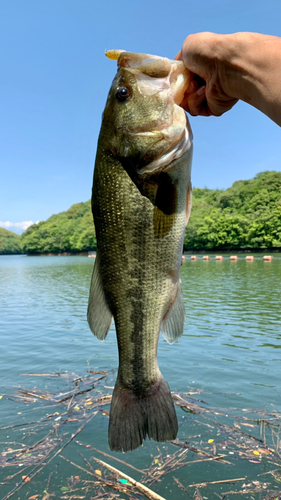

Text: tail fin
xmin=108 ymin=375 xmax=178 ymax=452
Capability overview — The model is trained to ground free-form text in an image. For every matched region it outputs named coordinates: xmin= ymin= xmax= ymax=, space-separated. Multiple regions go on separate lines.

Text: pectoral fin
xmin=87 ymin=254 xmax=113 ymax=341
xmin=161 ymin=284 xmax=185 ymax=344
xmin=185 ymin=181 xmax=192 ymax=226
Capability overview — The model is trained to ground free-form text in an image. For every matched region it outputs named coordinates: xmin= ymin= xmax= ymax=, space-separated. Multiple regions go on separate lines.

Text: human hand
xmin=175 ymin=32 xmax=238 ymax=117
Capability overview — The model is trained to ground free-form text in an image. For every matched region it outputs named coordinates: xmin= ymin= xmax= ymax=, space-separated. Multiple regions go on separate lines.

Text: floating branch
xmin=92 ymin=456 xmax=167 ymax=500
xmin=0 ymin=370 xmax=279 ymax=499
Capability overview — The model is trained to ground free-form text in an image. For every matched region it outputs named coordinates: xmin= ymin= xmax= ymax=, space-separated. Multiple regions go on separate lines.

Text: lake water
xmin=1 ymin=254 xmax=281 ymax=499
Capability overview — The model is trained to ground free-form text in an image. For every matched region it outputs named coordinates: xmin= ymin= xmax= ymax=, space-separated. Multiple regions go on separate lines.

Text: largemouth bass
xmin=88 ymin=51 xmax=193 ymax=452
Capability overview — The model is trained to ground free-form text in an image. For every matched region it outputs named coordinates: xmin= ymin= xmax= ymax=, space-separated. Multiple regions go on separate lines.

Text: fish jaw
xmin=102 ymin=52 xmax=193 ymax=174
xmin=137 ymin=115 xmax=192 ymax=174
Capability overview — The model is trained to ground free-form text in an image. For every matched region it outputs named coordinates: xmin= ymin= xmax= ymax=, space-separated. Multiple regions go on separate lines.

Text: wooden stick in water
xmin=60 ymin=454 xmax=96 ymax=477
xmin=189 ymin=477 xmax=246 ymax=488
xmin=75 ymin=440 xmax=144 ymax=474
xmin=92 ymin=457 xmax=167 ymax=500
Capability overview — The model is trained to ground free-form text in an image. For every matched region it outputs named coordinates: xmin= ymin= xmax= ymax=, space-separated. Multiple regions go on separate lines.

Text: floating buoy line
xmin=182 ymin=255 xmax=274 ymax=262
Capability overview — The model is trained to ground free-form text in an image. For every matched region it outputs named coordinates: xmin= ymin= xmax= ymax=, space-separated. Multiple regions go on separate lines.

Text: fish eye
xmin=116 ymin=87 xmax=131 ymax=102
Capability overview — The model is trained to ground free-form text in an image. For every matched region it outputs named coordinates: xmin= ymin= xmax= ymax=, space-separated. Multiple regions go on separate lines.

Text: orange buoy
xmin=190 ymin=255 xmax=198 ymax=260
xmin=263 ymin=255 xmax=273 ymax=261
xmin=182 ymin=255 xmax=187 ymax=261
xmin=230 ymin=255 xmax=238 ymax=261
xmin=245 ymin=256 xmax=254 ymax=261
xmin=202 ymin=256 xmax=210 ymax=260
xmin=215 ymin=256 xmax=223 ymax=261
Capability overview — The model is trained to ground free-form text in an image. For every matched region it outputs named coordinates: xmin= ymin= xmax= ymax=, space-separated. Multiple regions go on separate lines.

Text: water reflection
xmin=1 ymin=254 xmax=281 ymax=410
xmin=1 ymin=254 xmax=281 ymax=498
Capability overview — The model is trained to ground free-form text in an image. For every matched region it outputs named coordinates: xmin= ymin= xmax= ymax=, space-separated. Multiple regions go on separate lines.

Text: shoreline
xmin=1 ymin=247 xmax=281 ymax=257
xmin=184 ymin=247 xmax=281 ymax=254
xmin=26 ymin=251 xmax=90 ymax=257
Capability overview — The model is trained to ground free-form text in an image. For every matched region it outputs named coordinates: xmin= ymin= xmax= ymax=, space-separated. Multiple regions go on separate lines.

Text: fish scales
xmin=88 ymin=51 xmax=193 ymax=452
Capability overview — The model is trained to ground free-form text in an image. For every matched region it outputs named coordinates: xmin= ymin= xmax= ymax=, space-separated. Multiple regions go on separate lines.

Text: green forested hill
xmin=0 ymin=228 xmax=22 ymax=254
xmin=20 ymin=171 xmax=281 ymax=254
xmin=21 ymin=201 xmax=96 ymax=254
xmin=185 ymin=170 xmax=281 ymax=250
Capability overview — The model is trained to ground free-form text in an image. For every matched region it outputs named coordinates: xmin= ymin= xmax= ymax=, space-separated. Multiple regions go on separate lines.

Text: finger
xmin=183 ymin=86 xmax=213 ymax=117
xmin=174 ymin=50 xmax=182 ymax=61
xmin=179 ymin=77 xmax=198 ymax=100
xmin=178 ymin=86 xmax=198 ymax=113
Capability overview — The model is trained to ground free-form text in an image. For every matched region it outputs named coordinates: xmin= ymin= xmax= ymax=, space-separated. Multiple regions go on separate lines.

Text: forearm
xmin=216 ymin=32 xmax=281 ymax=126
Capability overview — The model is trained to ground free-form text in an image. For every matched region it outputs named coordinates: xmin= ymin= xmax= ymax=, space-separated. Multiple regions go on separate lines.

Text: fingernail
xmin=197 ymin=86 xmax=205 ymax=96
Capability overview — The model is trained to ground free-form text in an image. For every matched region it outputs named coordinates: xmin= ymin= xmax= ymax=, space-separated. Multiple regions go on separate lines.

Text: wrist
xmin=217 ymin=32 xmax=281 ymax=124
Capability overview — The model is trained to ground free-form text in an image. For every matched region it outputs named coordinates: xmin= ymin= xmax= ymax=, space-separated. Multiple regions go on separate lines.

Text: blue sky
xmin=0 ymin=0 xmax=280 ymax=234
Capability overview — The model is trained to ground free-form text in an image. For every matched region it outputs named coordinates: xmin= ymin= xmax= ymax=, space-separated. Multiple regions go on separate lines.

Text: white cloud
xmin=0 ymin=221 xmax=37 ymax=231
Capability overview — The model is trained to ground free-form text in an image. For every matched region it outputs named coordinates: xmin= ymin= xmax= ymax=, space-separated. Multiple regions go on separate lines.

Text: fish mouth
xmin=117 ymin=52 xmax=193 ymax=174
xmin=117 ymin=51 xmax=191 ymax=105
xmin=137 ymin=118 xmax=192 ymax=174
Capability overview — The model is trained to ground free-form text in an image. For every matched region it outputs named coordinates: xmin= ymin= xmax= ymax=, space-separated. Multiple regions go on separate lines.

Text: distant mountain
xmin=20 ymin=171 xmax=281 ymax=255
xmin=21 ymin=201 xmax=96 ymax=255
xmin=0 ymin=227 xmax=22 ymax=255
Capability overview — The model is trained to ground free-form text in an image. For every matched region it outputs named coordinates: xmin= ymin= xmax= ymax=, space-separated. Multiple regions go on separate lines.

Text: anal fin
xmin=161 ymin=284 xmax=185 ymax=344
xmin=87 ymin=253 xmax=113 ymax=341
